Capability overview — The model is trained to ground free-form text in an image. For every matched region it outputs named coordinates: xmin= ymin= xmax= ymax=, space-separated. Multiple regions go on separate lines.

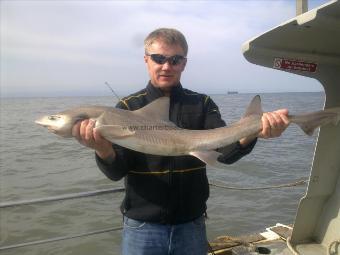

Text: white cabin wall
xmin=312 ymin=70 xmax=340 ymax=248
xmin=290 ymin=54 xmax=340 ymax=250
xmin=242 ymin=2 xmax=340 ymax=252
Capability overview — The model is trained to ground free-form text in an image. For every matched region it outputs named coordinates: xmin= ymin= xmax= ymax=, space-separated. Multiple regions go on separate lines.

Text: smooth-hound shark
xmin=35 ymin=96 xmax=340 ymax=169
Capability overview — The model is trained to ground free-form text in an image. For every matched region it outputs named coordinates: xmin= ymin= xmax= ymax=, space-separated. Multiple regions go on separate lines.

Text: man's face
xmin=144 ymin=40 xmax=187 ymax=93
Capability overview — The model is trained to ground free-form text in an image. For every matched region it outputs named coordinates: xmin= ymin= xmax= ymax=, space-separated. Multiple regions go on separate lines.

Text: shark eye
xmin=48 ymin=115 xmax=61 ymax=121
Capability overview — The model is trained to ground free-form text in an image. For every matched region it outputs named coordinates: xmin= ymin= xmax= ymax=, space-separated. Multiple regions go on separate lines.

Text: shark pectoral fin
xmin=189 ymin=151 xmax=229 ymax=170
xmin=95 ymin=125 xmax=135 ymax=139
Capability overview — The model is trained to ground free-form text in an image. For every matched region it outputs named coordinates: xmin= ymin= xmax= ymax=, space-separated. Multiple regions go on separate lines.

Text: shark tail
xmin=289 ymin=108 xmax=340 ymax=136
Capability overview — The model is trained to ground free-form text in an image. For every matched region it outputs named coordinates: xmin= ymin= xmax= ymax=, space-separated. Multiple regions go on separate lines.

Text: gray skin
xmin=35 ymin=96 xmax=340 ymax=168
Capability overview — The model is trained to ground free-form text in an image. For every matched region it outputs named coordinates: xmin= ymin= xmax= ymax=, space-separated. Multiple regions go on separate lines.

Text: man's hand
xmin=258 ymin=109 xmax=290 ymax=139
xmin=72 ymin=119 xmax=115 ymax=160
xmin=239 ymin=109 xmax=290 ymax=147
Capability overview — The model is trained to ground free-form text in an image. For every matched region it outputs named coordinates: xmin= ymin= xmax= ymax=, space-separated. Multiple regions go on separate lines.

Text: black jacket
xmin=96 ymin=82 xmax=256 ymax=224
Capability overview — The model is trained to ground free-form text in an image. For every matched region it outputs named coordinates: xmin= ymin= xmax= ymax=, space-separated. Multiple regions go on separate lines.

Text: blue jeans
xmin=122 ymin=216 xmax=208 ymax=255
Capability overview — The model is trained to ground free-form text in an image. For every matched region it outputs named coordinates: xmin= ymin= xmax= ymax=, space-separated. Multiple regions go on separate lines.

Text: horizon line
xmin=0 ymin=90 xmax=325 ymax=99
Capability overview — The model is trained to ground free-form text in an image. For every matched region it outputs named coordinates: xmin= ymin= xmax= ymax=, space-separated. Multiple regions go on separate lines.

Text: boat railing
xmin=0 ymin=179 xmax=307 ymax=251
xmin=0 ymin=187 xmax=125 ymax=209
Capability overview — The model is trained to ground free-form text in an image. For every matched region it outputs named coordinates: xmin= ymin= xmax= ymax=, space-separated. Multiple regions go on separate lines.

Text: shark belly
xmin=110 ymin=129 xmax=190 ymax=156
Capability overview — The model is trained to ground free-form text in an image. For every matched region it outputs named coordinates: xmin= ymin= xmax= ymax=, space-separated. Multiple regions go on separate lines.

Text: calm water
xmin=0 ymin=92 xmax=324 ymax=254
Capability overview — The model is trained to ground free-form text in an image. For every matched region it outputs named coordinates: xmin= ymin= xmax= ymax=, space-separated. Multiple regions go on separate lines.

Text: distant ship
xmin=227 ymin=91 xmax=238 ymax=95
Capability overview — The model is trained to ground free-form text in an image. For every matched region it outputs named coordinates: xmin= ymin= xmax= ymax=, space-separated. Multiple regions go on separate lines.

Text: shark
xmin=35 ymin=96 xmax=340 ymax=168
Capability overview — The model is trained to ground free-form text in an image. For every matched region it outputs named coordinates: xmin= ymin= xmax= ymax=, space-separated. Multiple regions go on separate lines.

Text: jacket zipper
xmin=166 ymin=157 xmax=174 ymax=223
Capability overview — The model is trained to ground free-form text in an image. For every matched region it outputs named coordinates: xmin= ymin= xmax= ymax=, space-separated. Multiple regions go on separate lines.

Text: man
xmin=72 ymin=28 xmax=289 ymax=255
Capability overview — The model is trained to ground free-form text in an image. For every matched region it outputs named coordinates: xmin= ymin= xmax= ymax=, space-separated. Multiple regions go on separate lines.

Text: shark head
xmin=35 ymin=105 xmax=114 ymax=138
xmin=35 ymin=114 xmax=74 ymax=138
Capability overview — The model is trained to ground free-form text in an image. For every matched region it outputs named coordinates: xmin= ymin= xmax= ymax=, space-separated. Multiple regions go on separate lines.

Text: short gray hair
xmin=144 ymin=28 xmax=188 ymax=56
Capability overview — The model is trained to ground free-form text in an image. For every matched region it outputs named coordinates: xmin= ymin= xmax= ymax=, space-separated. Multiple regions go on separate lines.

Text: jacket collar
xmin=146 ymin=81 xmax=184 ymax=102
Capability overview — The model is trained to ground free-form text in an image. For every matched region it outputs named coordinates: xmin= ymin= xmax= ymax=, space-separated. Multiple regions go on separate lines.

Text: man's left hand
xmin=259 ymin=109 xmax=290 ymax=139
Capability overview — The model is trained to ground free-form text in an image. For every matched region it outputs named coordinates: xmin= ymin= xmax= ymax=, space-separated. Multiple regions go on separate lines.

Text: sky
xmin=0 ymin=0 xmax=330 ymax=97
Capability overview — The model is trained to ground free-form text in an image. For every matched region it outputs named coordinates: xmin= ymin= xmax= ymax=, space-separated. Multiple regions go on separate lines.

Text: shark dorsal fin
xmin=134 ymin=97 xmax=170 ymax=121
xmin=243 ymin=95 xmax=263 ymax=117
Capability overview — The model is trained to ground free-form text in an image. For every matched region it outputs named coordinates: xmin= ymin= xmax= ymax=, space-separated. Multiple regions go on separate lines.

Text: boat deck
xmin=209 ymin=223 xmax=295 ymax=255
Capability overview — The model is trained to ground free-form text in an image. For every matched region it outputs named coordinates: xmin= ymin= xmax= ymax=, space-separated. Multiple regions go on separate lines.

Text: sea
xmin=0 ymin=92 xmax=325 ymax=255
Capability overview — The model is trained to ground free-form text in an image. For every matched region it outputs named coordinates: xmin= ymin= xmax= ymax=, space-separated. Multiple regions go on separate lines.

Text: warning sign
xmin=273 ymin=58 xmax=317 ymax=73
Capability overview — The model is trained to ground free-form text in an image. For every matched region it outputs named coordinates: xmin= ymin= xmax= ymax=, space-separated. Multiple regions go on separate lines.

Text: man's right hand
xmin=72 ymin=119 xmax=116 ymax=160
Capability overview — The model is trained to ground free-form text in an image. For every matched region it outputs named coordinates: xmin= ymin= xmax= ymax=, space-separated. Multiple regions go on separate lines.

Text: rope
xmin=0 ymin=187 xmax=125 ymax=209
xmin=0 ymin=226 xmax=123 ymax=251
xmin=209 ymin=178 xmax=307 ymax=191
xmin=207 ymin=241 xmax=217 ymax=255
xmin=0 ymin=178 xmax=307 ymax=209
xmin=328 ymin=239 xmax=340 ymax=255
xmin=286 ymin=236 xmax=300 ymax=255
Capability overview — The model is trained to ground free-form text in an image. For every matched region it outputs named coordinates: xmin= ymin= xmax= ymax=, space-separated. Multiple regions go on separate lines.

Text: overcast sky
xmin=1 ymin=0 xmax=329 ymax=97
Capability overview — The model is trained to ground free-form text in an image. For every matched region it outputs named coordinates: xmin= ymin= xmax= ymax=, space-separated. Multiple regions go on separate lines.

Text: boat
xmin=227 ymin=91 xmax=239 ymax=95
xmin=209 ymin=0 xmax=340 ymax=254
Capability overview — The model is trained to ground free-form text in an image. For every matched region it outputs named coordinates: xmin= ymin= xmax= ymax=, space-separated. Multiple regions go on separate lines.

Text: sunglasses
xmin=146 ymin=54 xmax=186 ymax=65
